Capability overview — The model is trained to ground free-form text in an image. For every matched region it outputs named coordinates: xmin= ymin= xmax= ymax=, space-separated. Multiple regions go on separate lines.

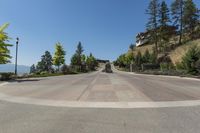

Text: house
xmin=136 ymin=31 xmax=150 ymax=47
xmin=135 ymin=25 xmax=177 ymax=47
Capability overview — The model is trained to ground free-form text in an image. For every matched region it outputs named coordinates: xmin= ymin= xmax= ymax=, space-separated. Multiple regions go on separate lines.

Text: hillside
xmin=127 ymin=39 xmax=200 ymax=65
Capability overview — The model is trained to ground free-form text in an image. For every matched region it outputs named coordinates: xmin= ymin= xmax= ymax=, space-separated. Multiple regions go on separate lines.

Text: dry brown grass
xmin=126 ymin=39 xmax=200 ymax=65
xmin=127 ymin=43 xmax=154 ymax=55
xmin=170 ymin=39 xmax=200 ymax=64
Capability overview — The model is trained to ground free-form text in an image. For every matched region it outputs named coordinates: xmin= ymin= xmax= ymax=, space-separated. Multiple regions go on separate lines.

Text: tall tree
xmin=129 ymin=44 xmax=135 ymax=52
xmin=146 ymin=0 xmax=160 ymax=55
xmin=30 ymin=64 xmax=36 ymax=74
xmin=159 ymin=1 xmax=171 ymax=51
xmin=41 ymin=51 xmax=53 ymax=72
xmin=159 ymin=1 xmax=170 ymax=27
xmin=86 ymin=53 xmax=97 ymax=71
xmin=143 ymin=49 xmax=151 ymax=63
xmin=76 ymin=42 xmax=84 ymax=69
xmin=0 ymin=23 xmax=12 ymax=64
xmin=135 ymin=51 xmax=143 ymax=67
xmin=171 ymin=0 xmax=184 ymax=44
xmin=70 ymin=42 xmax=84 ymax=72
xmin=183 ymin=0 xmax=199 ymax=39
xmin=36 ymin=51 xmax=53 ymax=73
xmin=53 ymin=42 xmax=66 ymax=70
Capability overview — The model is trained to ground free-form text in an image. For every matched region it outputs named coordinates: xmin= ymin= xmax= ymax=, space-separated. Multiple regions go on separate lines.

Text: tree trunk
xmin=179 ymin=2 xmax=183 ymax=45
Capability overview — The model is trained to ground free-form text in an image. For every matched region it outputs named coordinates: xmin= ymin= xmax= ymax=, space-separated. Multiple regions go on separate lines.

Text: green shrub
xmin=182 ymin=45 xmax=200 ymax=75
xmin=175 ymin=62 xmax=185 ymax=70
xmin=0 ymin=73 xmax=14 ymax=81
xmin=40 ymin=71 xmax=48 ymax=75
xmin=61 ymin=64 xmax=69 ymax=74
xmin=195 ymin=59 xmax=200 ymax=73
xmin=160 ymin=63 xmax=175 ymax=71
xmin=141 ymin=63 xmax=160 ymax=71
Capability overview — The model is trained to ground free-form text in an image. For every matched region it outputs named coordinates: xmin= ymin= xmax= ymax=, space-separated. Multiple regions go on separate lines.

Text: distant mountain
xmin=0 ymin=64 xmax=30 ymax=74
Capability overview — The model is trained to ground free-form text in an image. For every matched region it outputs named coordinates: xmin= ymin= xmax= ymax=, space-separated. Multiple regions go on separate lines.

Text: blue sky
xmin=0 ymin=0 xmax=199 ymax=66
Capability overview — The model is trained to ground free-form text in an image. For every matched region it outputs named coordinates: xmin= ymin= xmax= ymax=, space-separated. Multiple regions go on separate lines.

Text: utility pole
xmin=15 ymin=37 xmax=19 ymax=75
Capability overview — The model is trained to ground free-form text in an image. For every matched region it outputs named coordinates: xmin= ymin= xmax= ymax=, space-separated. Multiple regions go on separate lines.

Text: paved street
xmin=0 ymin=69 xmax=200 ymax=133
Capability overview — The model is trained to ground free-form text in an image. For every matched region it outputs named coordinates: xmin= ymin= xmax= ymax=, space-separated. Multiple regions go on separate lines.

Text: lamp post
xmin=15 ymin=37 xmax=19 ymax=75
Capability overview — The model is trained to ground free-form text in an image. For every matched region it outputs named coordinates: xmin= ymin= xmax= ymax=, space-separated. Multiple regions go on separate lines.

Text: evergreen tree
xmin=159 ymin=1 xmax=171 ymax=52
xmin=182 ymin=45 xmax=200 ymax=74
xmin=36 ymin=51 xmax=53 ymax=73
xmin=86 ymin=53 xmax=97 ymax=71
xmin=71 ymin=42 xmax=84 ymax=71
xmin=41 ymin=51 xmax=53 ymax=72
xmin=30 ymin=64 xmax=36 ymax=74
xmin=76 ymin=42 xmax=84 ymax=67
xmin=135 ymin=51 xmax=143 ymax=67
xmin=146 ymin=0 xmax=160 ymax=55
xmin=0 ymin=23 xmax=12 ymax=64
xmin=71 ymin=53 xmax=79 ymax=66
xmin=53 ymin=42 xmax=66 ymax=70
xmin=159 ymin=1 xmax=170 ymax=27
xmin=129 ymin=44 xmax=135 ymax=52
xmin=143 ymin=49 xmax=151 ymax=63
xmin=171 ymin=0 xmax=184 ymax=44
xmin=36 ymin=61 xmax=43 ymax=73
xmin=183 ymin=0 xmax=199 ymax=39
xmin=61 ymin=64 xmax=69 ymax=74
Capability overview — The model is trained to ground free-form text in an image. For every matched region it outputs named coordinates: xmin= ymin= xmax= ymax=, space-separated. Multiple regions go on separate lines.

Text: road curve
xmin=0 ymin=68 xmax=200 ymax=105
xmin=1 ymin=70 xmax=200 ymax=133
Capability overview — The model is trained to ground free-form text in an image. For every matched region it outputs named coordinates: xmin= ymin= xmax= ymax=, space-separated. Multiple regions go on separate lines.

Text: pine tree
xmin=171 ymin=0 xmax=184 ymax=44
xmin=129 ymin=44 xmax=135 ymax=52
xmin=35 ymin=51 xmax=53 ymax=73
xmin=146 ymin=0 xmax=160 ymax=55
xmin=159 ymin=1 xmax=171 ymax=52
xmin=159 ymin=1 xmax=170 ymax=27
xmin=0 ymin=23 xmax=12 ymax=64
xmin=143 ymin=49 xmax=151 ymax=63
xmin=41 ymin=51 xmax=53 ymax=72
xmin=86 ymin=53 xmax=97 ymax=71
xmin=135 ymin=51 xmax=143 ymax=67
xmin=53 ymin=42 xmax=66 ymax=70
xmin=30 ymin=64 xmax=36 ymax=74
xmin=182 ymin=45 xmax=200 ymax=74
xmin=183 ymin=0 xmax=199 ymax=39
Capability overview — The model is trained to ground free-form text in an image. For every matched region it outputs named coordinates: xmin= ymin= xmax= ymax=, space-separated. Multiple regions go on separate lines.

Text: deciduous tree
xmin=53 ymin=42 xmax=66 ymax=70
xmin=0 ymin=23 xmax=12 ymax=64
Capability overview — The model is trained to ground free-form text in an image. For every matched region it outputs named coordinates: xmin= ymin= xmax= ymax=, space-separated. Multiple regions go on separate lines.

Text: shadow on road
xmin=8 ymin=79 xmax=42 ymax=83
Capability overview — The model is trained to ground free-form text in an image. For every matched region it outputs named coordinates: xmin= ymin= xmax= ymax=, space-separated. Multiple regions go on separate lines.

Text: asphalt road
xmin=0 ymin=69 xmax=200 ymax=133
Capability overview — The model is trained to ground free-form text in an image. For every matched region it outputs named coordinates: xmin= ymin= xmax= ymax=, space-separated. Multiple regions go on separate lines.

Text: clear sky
xmin=0 ymin=0 xmax=199 ymax=66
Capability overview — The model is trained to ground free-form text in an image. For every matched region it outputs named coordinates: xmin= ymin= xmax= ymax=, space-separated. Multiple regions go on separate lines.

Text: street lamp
xmin=15 ymin=37 xmax=19 ymax=75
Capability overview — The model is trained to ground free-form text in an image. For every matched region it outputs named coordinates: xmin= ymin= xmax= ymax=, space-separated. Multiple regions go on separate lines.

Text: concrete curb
xmin=0 ymin=82 xmax=9 ymax=87
xmin=112 ymin=66 xmax=200 ymax=81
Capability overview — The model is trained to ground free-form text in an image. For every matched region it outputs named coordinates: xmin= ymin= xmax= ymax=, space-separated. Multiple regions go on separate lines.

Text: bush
xmin=182 ymin=45 xmax=200 ymax=75
xmin=40 ymin=71 xmax=48 ymax=75
xmin=141 ymin=63 xmax=160 ymax=71
xmin=0 ymin=73 xmax=14 ymax=81
xmin=195 ymin=59 xmax=200 ymax=73
xmin=61 ymin=64 xmax=69 ymax=74
xmin=160 ymin=63 xmax=174 ymax=71
xmin=157 ymin=54 xmax=172 ymax=64
xmin=175 ymin=62 xmax=185 ymax=70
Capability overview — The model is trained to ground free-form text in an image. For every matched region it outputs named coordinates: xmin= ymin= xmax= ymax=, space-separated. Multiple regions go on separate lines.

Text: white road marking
xmin=0 ymin=92 xmax=200 ymax=108
xmin=0 ymin=82 xmax=9 ymax=87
